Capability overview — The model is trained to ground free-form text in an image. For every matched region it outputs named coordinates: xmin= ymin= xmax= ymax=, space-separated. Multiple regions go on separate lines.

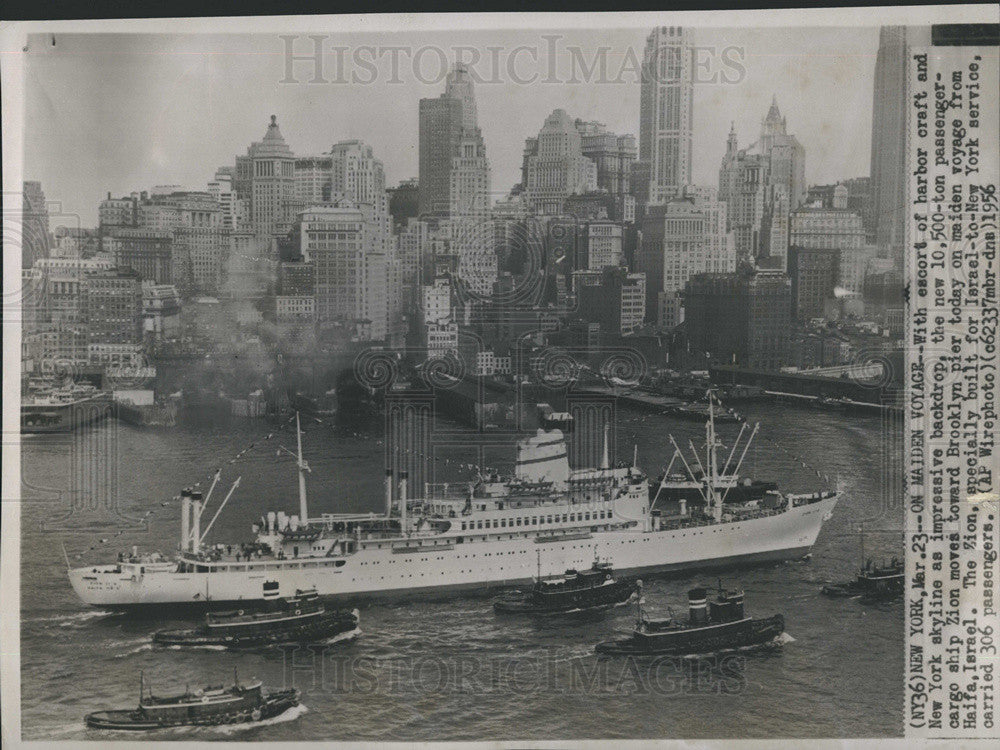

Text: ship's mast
xmin=295 ymin=412 xmax=309 ymax=525
xmin=707 ymin=391 xmax=722 ymax=522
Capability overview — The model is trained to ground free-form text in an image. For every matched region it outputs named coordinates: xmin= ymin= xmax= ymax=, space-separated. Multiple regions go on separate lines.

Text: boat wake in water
xmin=26 ymin=611 xmax=116 ymax=627
xmin=85 ymin=704 xmax=309 ymax=736
xmin=324 ymin=627 xmax=362 ymax=645
xmin=194 ymin=703 xmax=309 ymax=735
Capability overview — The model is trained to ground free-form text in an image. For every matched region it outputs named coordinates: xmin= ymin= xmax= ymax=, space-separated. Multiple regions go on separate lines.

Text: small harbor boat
xmin=153 ymin=588 xmax=360 ymax=649
xmin=85 ymin=670 xmax=300 ymax=730
xmin=821 ymin=557 xmax=904 ymax=601
xmin=494 ymin=555 xmax=636 ymax=615
xmin=595 ymin=582 xmax=785 ymax=656
xmin=820 ymin=527 xmax=904 ymax=602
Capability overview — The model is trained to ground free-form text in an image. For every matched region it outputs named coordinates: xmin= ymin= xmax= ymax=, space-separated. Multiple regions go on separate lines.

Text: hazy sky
xmin=24 ymin=26 xmax=880 ymax=227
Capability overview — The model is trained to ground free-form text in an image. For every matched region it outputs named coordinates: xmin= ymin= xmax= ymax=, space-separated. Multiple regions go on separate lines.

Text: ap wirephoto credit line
xmin=0 ymin=6 xmax=997 ymax=749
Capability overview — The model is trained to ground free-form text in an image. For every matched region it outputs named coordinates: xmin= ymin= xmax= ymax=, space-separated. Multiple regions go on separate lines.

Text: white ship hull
xmin=69 ymin=495 xmax=836 ymax=609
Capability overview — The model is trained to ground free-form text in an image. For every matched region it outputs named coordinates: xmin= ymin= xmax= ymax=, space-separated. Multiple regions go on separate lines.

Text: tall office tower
xmin=638 ymin=186 xmax=735 ymax=329
xmin=85 ymin=268 xmax=144 ymax=344
xmin=419 ymin=64 xmax=494 ymax=298
xmin=236 ymin=115 xmax=296 ymax=237
xmin=522 ymin=109 xmax=598 ymax=215
xmin=576 ymin=120 xmax=638 ymax=197
xmin=719 ymin=98 xmax=805 ymax=266
xmin=683 ymin=268 xmax=791 ymax=371
xmin=21 ymin=181 xmax=51 ymax=268
xmin=639 ymin=26 xmax=694 ymax=206
xmin=207 ymin=168 xmax=239 ymax=230
xmin=758 ymin=97 xmax=806 ymax=207
xmin=135 ymin=190 xmax=228 ymax=295
xmin=418 ymin=64 xmax=491 ymax=219
xmin=293 ymin=156 xmax=333 ymax=212
xmin=329 ymin=140 xmax=392 ymax=245
xmin=300 ymin=200 xmax=387 ymax=341
xmin=869 ymin=26 xmax=908 ymax=270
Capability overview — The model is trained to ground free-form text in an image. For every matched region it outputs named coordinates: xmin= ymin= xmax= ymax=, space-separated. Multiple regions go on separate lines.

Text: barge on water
xmin=85 ymin=671 xmax=299 ymax=730
xmin=494 ymin=557 xmax=635 ymax=615
xmin=153 ymin=587 xmax=360 ymax=648
xmin=595 ymin=583 xmax=784 ymax=656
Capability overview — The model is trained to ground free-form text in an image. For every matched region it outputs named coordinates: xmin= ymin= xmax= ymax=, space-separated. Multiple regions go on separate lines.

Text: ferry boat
xmin=594 ymin=583 xmax=785 ymax=656
xmin=493 ymin=555 xmax=635 ymax=614
xmin=84 ymin=671 xmax=300 ymax=730
xmin=153 ymin=587 xmax=360 ymax=648
xmin=68 ymin=400 xmax=839 ymax=611
xmin=21 ymin=383 xmax=112 ymax=433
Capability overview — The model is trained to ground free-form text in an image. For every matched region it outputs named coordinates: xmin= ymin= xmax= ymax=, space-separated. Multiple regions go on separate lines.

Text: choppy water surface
xmin=20 ymin=403 xmax=903 ymax=739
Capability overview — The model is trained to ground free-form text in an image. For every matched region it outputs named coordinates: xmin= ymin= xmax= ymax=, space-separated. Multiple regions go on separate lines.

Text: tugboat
xmin=494 ymin=553 xmax=636 ymax=615
xmin=153 ymin=588 xmax=360 ymax=649
xmin=821 ymin=558 xmax=904 ymax=601
xmin=595 ymin=581 xmax=785 ymax=656
xmin=820 ymin=528 xmax=904 ymax=602
xmin=85 ymin=670 xmax=300 ymax=730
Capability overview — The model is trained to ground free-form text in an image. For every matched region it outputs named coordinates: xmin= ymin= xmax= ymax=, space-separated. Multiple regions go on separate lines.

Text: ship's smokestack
xmin=180 ymin=489 xmax=191 ymax=552
xmin=385 ymin=466 xmax=393 ymax=516
xmin=190 ymin=491 xmax=203 ymax=551
xmin=688 ymin=587 xmax=708 ymax=625
xmin=399 ymin=470 xmax=408 ymax=533
xmin=601 ymin=422 xmax=610 ymax=470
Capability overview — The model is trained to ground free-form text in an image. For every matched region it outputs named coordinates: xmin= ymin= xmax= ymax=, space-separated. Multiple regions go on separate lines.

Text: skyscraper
xmin=522 ymin=109 xmax=598 ymax=215
xmin=683 ymin=268 xmax=791 ymax=370
xmin=638 ymin=186 xmax=735 ymax=329
xmin=639 ymin=27 xmax=694 ymax=206
xmin=22 ymin=181 xmax=51 ymax=268
xmin=418 ymin=64 xmax=491 ymax=219
xmin=418 ymin=64 xmax=494 ymax=297
xmin=719 ymin=98 xmax=805 ymax=266
xmin=236 ymin=115 xmax=296 ymax=237
xmin=869 ymin=26 xmax=908 ymax=270
xmin=302 ymin=200 xmax=387 ymax=341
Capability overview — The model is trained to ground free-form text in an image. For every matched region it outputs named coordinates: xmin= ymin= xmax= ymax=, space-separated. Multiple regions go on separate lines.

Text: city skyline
xmin=23 ymin=26 xmax=882 ymax=227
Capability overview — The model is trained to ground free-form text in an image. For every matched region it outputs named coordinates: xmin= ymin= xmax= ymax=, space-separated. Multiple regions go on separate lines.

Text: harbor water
xmin=19 ymin=402 xmax=904 ymax=739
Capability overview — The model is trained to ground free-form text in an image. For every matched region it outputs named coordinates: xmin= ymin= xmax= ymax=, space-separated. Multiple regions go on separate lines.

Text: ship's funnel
xmin=515 ymin=429 xmax=570 ymax=489
xmin=277 ymin=511 xmax=287 ymax=531
xmin=267 ymin=511 xmax=276 ymax=533
xmin=688 ymin=587 xmax=708 ymax=625
xmin=290 ymin=515 xmax=299 ymax=531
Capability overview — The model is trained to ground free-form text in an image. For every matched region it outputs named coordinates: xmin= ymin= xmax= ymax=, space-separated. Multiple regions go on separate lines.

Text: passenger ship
xmin=69 ymin=401 xmax=839 ymax=610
